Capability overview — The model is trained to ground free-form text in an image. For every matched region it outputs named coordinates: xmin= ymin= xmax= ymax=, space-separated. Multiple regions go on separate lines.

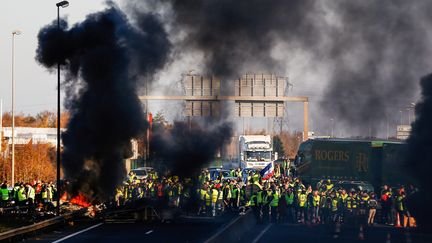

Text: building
xmin=1 ymin=127 xmax=65 ymax=147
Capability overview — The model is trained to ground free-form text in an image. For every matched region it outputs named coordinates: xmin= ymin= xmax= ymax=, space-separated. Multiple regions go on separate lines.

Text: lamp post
xmin=56 ymin=0 xmax=69 ymax=215
xmin=330 ymin=118 xmax=334 ymax=138
xmin=11 ymin=30 xmax=21 ymax=186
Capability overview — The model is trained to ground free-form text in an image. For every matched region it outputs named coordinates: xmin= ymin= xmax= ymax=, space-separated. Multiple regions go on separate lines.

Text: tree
xmin=1 ymin=110 xmax=69 ymax=128
xmin=273 ymin=135 xmax=286 ymax=159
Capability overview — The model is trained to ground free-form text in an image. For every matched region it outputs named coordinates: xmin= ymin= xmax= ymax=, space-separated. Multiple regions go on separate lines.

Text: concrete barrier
xmin=203 ymin=209 xmax=257 ymax=243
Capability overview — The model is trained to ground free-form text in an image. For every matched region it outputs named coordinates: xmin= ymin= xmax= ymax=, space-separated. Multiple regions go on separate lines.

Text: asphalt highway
xmin=23 ymin=217 xmax=229 ymax=243
xmin=240 ymin=223 xmax=432 ymax=243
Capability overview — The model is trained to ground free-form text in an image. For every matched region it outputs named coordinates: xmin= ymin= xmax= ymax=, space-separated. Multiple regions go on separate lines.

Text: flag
xmin=260 ymin=162 xmax=274 ymax=180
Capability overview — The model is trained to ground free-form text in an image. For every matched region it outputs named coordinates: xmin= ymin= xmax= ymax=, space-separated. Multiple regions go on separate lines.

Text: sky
xmin=0 ymin=1 xmax=116 ymax=115
xmin=0 ymin=1 xmax=426 ymax=138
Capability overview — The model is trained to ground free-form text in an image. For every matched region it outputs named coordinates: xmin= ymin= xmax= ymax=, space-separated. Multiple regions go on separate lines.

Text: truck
xmin=294 ymin=138 xmax=414 ymax=190
xmin=239 ymin=135 xmax=277 ymax=169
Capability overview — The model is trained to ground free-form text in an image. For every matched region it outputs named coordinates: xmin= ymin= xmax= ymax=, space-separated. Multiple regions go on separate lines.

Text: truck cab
xmin=239 ymin=135 xmax=276 ymax=169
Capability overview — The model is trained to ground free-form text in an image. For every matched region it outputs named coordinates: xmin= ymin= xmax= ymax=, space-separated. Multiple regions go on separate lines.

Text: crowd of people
xmin=114 ymin=166 xmax=417 ymax=228
xmin=0 ymin=181 xmax=57 ymax=211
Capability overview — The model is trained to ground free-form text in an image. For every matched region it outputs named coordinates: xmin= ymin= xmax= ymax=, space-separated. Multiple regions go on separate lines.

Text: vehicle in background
xmin=242 ymin=168 xmax=259 ymax=183
xmin=208 ymin=168 xmax=231 ymax=181
xmin=131 ymin=166 xmax=154 ymax=180
xmin=294 ymin=138 xmax=411 ymax=190
xmin=334 ymin=181 xmax=375 ymax=193
xmin=239 ymin=135 xmax=277 ymax=170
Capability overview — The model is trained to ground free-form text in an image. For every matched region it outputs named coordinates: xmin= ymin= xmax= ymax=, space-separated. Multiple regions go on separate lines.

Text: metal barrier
xmin=0 ymin=209 xmax=86 ymax=241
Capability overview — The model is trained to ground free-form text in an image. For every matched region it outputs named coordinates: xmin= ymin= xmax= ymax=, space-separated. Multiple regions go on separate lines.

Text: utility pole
xmin=11 ymin=30 xmax=21 ymax=186
xmin=0 ymin=99 xmax=2 ymax=154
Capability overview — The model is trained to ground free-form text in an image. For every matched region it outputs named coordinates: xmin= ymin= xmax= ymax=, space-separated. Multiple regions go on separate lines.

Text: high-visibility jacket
xmin=42 ymin=190 xmax=48 ymax=200
xmin=270 ymin=192 xmax=279 ymax=207
xmin=396 ymin=195 xmax=405 ymax=211
xmin=17 ymin=188 xmax=27 ymax=202
xmin=211 ymin=189 xmax=219 ymax=203
xmin=325 ymin=184 xmax=334 ymax=191
xmin=340 ymin=193 xmax=348 ymax=203
xmin=232 ymin=188 xmax=239 ymax=199
xmin=205 ymin=190 xmax=211 ymax=206
xmin=346 ymin=196 xmax=353 ymax=209
xmin=299 ymin=193 xmax=307 ymax=207
xmin=331 ymin=197 xmax=339 ymax=212
xmin=249 ymin=195 xmax=257 ymax=206
xmin=285 ymin=193 xmax=294 ymax=205
xmin=199 ymin=189 xmax=207 ymax=200
xmin=218 ymin=189 xmax=224 ymax=200
xmin=27 ymin=186 xmax=35 ymax=200
xmin=312 ymin=195 xmax=321 ymax=207
xmin=252 ymin=174 xmax=260 ymax=183
xmin=1 ymin=188 xmax=9 ymax=201
xmin=262 ymin=192 xmax=270 ymax=205
xmin=257 ymin=191 xmax=263 ymax=205
xmin=13 ymin=186 xmax=19 ymax=199
xmin=223 ymin=186 xmax=232 ymax=199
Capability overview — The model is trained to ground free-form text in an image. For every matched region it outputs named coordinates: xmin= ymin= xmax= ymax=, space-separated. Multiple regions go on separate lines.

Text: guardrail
xmin=0 ymin=209 xmax=86 ymax=241
xmin=203 ymin=209 xmax=256 ymax=243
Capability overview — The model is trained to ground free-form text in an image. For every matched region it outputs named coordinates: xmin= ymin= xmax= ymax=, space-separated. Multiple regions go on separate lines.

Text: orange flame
xmin=70 ymin=193 xmax=91 ymax=207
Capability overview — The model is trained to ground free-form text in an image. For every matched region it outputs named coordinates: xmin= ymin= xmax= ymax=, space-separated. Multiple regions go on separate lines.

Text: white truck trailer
xmin=239 ymin=135 xmax=277 ymax=169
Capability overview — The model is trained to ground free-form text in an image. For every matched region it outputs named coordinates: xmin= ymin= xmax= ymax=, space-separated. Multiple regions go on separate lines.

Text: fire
xmin=70 ymin=193 xmax=91 ymax=207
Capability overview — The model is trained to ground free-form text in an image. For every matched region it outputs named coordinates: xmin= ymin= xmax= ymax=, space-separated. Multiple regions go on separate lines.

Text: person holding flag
xmin=260 ymin=162 xmax=275 ymax=180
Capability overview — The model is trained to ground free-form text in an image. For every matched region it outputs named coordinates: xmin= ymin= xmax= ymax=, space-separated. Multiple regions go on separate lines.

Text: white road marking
xmin=252 ymin=224 xmax=272 ymax=243
xmin=145 ymin=230 xmax=153 ymax=235
xmin=52 ymin=223 xmax=103 ymax=243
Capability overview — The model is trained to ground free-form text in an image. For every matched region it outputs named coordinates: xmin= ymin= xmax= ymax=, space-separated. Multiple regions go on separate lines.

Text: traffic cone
xmin=358 ymin=225 xmax=365 ymax=240
xmin=386 ymin=232 xmax=391 ymax=243
xmin=395 ymin=214 xmax=402 ymax=228
xmin=403 ymin=215 xmax=408 ymax=228
xmin=333 ymin=222 xmax=341 ymax=239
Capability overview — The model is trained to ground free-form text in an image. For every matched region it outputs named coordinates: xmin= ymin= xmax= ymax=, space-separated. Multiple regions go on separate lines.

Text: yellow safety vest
xmin=299 ymin=194 xmax=307 ymax=207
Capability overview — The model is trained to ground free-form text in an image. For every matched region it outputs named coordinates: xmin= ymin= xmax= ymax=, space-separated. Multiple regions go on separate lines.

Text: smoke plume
xmin=141 ymin=0 xmax=432 ymax=136
xmin=405 ymin=74 xmax=432 ymax=230
xmin=36 ymin=3 xmax=170 ymax=200
xmin=151 ymin=121 xmax=233 ymax=177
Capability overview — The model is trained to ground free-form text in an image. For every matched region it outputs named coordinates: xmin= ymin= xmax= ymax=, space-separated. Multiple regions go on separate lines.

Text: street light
xmin=11 ymin=29 xmax=21 ymax=186
xmin=330 ymin=118 xmax=334 ymax=138
xmin=56 ymin=0 xmax=68 ymax=216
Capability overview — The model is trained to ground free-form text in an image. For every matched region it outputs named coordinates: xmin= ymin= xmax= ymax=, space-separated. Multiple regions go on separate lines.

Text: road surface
xmin=240 ymin=222 xmax=432 ymax=243
xmin=24 ymin=217 xmax=230 ymax=243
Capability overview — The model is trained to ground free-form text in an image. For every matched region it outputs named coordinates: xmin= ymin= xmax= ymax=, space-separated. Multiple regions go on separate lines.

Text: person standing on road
xmin=284 ymin=188 xmax=295 ymax=223
xmin=26 ymin=183 xmax=36 ymax=208
xmin=17 ymin=184 xmax=27 ymax=207
xmin=396 ymin=190 xmax=407 ymax=227
xmin=298 ymin=189 xmax=307 ymax=223
xmin=0 ymin=182 xmax=9 ymax=207
xmin=358 ymin=192 xmax=369 ymax=227
xmin=311 ymin=190 xmax=321 ymax=224
xmin=367 ymin=192 xmax=378 ymax=226
xmin=270 ymin=188 xmax=279 ymax=223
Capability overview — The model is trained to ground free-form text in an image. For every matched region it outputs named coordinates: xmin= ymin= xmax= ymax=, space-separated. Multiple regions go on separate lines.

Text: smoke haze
xmin=36 ymin=2 xmax=170 ymax=200
xmin=151 ymin=121 xmax=233 ymax=177
xmin=139 ymin=0 xmax=432 ymax=137
xmin=405 ymin=74 xmax=432 ymax=229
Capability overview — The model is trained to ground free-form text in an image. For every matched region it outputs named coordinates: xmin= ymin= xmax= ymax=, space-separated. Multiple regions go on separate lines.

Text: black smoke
xmin=165 ymin=0 xmax=318 ymax=79
xmin=150 ymin=121 xmax=233 ymax=177
xmin=36 ymin=3 xmax=170 ymax=200
xmin=139 ymin=0 xmax=432 ymax=137
xmin=405 ymin=74 xmax=432 ymax=230
xmin=320 ymin=1 xmax=432 ymax=135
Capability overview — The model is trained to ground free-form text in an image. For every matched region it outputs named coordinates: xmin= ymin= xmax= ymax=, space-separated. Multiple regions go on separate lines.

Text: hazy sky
xmin=0 ymin=1 xmax=118 ymax=115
